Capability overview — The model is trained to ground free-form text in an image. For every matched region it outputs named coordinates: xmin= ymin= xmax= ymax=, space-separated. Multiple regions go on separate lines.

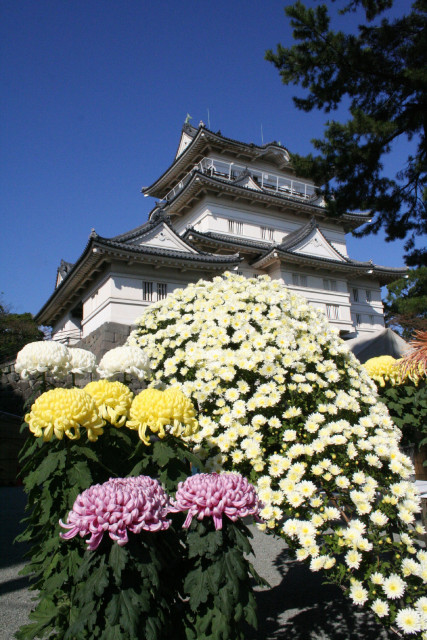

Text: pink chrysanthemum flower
xmin=171 ymin=472 xmax=261 ymax=530
xmin=60 ymin=476 xmax=171 ymax=550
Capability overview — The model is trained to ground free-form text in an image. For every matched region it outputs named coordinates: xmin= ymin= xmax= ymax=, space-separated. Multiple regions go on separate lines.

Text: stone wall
xmin=75 ymin=321 xmax=133 ymax=361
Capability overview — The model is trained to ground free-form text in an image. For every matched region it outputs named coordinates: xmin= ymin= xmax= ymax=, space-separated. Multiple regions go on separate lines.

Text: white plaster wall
xmin=175 ymin=195 xmax=348 ymax=256
xmin=80 ymin=266 xmax=222 ymax=337
xmin=52 ymin=313 xmax=82 ymax=344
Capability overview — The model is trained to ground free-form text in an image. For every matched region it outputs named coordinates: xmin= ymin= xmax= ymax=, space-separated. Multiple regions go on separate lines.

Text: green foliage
xmin=182 ymin=519 xmax=267 ymax=640
xmin=381 ymin=378 xmax=427 ymax=446
xmin=0 ymin=300 xmax=43 ymax=363
xmin=15 ymin=425 xmax=141 ymax=640
xmin=384 ymin=267 xmax=427 ymax=339
xmin=266 ymin=0 xmax=427 ymax=266
xmin=61 ymin=531 xmax=178 ymax=640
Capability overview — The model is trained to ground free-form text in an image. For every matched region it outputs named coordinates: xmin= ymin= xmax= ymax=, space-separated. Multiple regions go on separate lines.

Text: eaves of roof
xmin=183 ymin=229 xmax=271 ymax=254
xmin=251 ymin=247 xmax=407 ymax=284
xmin=143 ymin=125 xmax=292 ymax=199
xmin=35 ymin=235 xmax=240 ymax=326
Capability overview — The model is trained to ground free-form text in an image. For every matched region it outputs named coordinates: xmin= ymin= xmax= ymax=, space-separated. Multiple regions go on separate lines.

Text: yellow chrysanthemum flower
xmin=363 ymin=356 xmax=402 ymax=387
xmin=25 ymin=388 xmax=105 ymax=442
xmin=126 ymin=387 xmax=198 ymax=445
xmin=84 ymin=380 xmax=133 ymax=427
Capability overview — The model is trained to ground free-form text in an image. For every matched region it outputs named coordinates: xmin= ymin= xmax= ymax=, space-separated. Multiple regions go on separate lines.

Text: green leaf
xmin=152 ymin=440 xmax=175 ymax=467
xmin=109 ymin=541 xmax=128 ymax=582
xmin=119 ymin=589 xmax=140 ymax=636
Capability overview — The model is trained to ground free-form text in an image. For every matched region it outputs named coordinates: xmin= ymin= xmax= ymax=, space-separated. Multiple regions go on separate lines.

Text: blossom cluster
xmin=25 ymin=380 xmax=197 ymax=447
xmin=129 ymin=272 xmax=426 ymax=636
xmin=60 ymin=476 xmax=171 ymax=549
xmin=85 ymin=380 xmax=134 ymax=427
xmin=127 ymin=387 xmax=198 ymax=445
xmin=97 ymin=345 xmax=151 ymax=380
xmin=15 ymin=342 xmax=150 ymax=382
xmin=25 ymin=387 xmax=105 ymax=441
xmin=171 ymin=472 xmax=261 ymax=530
xmin=363 ymin=355 xmax=403 ymax=387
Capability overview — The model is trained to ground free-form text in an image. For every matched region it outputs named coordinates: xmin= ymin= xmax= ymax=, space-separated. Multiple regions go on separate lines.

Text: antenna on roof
xmin=261 ymin=124 xmax=264 ymax=145
xmin=207 ymin=108 xmax=210 ymax=129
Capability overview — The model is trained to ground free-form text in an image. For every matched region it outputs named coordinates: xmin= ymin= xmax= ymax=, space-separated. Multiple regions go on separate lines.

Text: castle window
xmin=323 ymin=278 xmax=337 ymax=291
xmin=326 ymin=304 xmax=339 ymax=320
xmin=261 ymin=226 xmax=275 ymax=241
xmin=352 ymin=288 xmax=359 ymax=302
xmin=292 ymin=273 xmax=307 ymax=287
xmin=143 ymin=281 xmax=153 ymax=301
xmin=366 ymin=289 xmax=372 ymax=302
xmin=157 ymin=283 xmax=167 ymax=300
xmin=228 ymin=220 xmax=243 ymax=235
xmin=356 ymin=313 xmax=362 ymax=326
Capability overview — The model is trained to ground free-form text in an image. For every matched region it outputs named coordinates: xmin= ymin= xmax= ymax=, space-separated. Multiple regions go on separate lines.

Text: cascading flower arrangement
xmin=170 ymin=472 xmax=265 ymax=640
xmin=129 ymin=272 xmax=427 ymax=637
xmin=58 ymin=476 xmax=177 ymax=640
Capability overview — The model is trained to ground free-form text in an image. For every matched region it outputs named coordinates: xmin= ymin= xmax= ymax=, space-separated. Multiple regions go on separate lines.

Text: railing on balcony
xmin=165 ymin=157 xmax=316 ymax=202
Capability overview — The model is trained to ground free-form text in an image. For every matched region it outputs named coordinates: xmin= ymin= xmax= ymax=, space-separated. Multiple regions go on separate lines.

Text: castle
xmin=35 ymin=123 xmax=406 ymax=358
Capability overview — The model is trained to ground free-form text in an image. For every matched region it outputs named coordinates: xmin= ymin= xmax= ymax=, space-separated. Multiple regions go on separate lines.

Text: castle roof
xmin=184 ymin=219 xmax=407 ymax=285
xmin=36 ymin=214 xmax=240 ymax=326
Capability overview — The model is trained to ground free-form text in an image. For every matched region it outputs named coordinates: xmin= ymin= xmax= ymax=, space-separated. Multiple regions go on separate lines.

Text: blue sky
xmin=1 ymin=0 xmax=412 ymax=316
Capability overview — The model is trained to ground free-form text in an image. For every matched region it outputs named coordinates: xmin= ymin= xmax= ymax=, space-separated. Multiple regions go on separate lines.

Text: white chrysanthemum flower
xmin=68 ymin=348 xmax=97 ymax=375
xmin=382 ymin=574 xmax=406 ymax=599
xmin=15 ymin=341 xmax=70 ymax=379
xmin=395 ymin=608 xmax=422 ymax=635
xmin=349 ymin=582 xmax=369 ymax=605
xmin=98 ymin=346 xmax=150 ymax=380
xmin=371 ymin=599 xmax=389 ymax=618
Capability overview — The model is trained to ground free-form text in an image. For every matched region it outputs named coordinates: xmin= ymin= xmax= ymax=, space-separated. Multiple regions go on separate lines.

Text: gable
xmin=176 ymin=130 xmax=194 ymax=158
xmin=290 ymin=228 xmax=346 ymax=262
xmin=233 ymin=174 xmax=262 ymax=191
xmin=127 ymin=221 xmax=198 ymax=253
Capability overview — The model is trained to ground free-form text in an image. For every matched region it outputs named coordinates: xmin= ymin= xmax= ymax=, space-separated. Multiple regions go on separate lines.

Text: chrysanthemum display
xmin=97 ymin=345 xmax=150 ymax=380
xmin=68 ymin=347 xmax=97 ymax=375
xmin=129 ymin=272 xmax=426 ymax=635
xmin=84 ymin=380 xmax=133 ymax=427
xmin=15 ymin=341 xmax=71 ymax=379
xmin=25 ymin=388 xmax=105 ymax=441
xmin=60 ymin=476 xmax=171 ymax=549
xmin=126 ymin=387 xmax=198 ymax=445
xmin=171 ymin=472 xmax=261 ymax=529
xmin=363 ymin=355 xmax=402 ymax=386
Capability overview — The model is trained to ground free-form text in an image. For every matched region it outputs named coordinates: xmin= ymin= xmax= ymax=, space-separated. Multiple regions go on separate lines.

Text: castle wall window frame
xmin=323 ymin=278 xmax=337 ymax=291
xmin=365 ymin=289 xmax=372 ymax=302
xmin=143 ymin=281 xmax=153 ymax=301
xmin=228 ymin=219 xmax=243 ymax=235
xmin=352 ymin=287 xmax=359 ymax=302
xmin=326 ymin=304 xmax=339 ymax=320
xmin=261 ymin=226 xmax=275 ymax=241
xmin=292 ymin=273 xmax=307 ymax=287
xmin=157 ymin=283 xmax=168 ymax=300
xmin=356 ymin=313 xmax=362 ymax=326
